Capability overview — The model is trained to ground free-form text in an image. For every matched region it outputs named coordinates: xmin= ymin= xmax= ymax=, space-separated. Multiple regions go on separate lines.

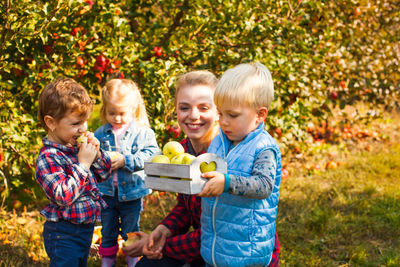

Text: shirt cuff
xmin=77 ymin=163 xmax=90 ymax=183
xmin=77 ymin=163 xmax=89 ymax=173
xmin=224 ymin=173 xmax=230 ymax=192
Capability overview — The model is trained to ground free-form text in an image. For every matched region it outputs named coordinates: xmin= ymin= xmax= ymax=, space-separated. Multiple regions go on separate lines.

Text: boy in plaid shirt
xmin=35 ymin=78 xmax=111 ymax=267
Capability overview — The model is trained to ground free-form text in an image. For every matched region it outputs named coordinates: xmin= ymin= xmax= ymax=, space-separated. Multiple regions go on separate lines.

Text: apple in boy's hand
xmin=77 ymin=135 xmax=88 ymax=144
xmin=152 ymin=155 xmax=170 ymax=164
xmin=200 ymin=161 xmax=216 ymax=173
xmin=122 ymin=232 xmax=141 ymax=247
xmin=162 ymin=141 xmax=184 ymax=160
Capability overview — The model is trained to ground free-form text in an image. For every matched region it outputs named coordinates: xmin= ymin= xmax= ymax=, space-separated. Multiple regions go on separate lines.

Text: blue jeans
xmin=100 ymin=194 xmax=142 ymax=248
xmin=43 ymin=220 xmax=95 ymax=267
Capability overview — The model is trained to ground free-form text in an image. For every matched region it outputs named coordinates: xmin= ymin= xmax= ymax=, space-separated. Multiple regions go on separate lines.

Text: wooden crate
xmin=144 ymin=153 xmax=227 ymax=194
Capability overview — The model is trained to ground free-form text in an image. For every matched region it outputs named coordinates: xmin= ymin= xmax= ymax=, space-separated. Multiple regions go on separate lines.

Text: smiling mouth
xmin=112 ymin=123 xmax=123 ymax=128
xmin=186 ymin=123 xmax=204 ymax=130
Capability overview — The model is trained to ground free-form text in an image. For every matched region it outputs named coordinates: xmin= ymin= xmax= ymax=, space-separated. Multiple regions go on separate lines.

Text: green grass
xmin=278 ymin=144 xmax=400 ymax=266
xmin=1 ymin=144 xmax=399 ymax=266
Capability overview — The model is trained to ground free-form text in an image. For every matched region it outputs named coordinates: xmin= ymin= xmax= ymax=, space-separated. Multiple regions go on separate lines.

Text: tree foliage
xmin=0 ymin=0 xmax=399 ymax=205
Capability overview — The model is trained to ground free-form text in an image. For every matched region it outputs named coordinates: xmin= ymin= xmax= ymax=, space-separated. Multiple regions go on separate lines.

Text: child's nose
xmin=219 ymin=117 xmax=228 ymax=126
xmin=79 ymin=123 xmax=87 ymax=133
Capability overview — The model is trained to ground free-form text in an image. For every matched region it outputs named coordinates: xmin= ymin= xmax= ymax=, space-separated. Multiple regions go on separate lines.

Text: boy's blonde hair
xmin=175 ymin=70 xmax=218 ymax=103
xmin=214 ymin=62 xmax=274 ymax=110
xmin=38 ymin=77 xmax=93 ymax=131
xmin=100 ymin=79 xmax=150 ymax=127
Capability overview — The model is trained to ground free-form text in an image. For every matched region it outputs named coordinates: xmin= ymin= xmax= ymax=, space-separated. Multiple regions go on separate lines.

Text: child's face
xmin=105 ymin=98 xmax=135 ymax=129
xmin=47 ymin=111 xmax=88 ymax=146
xmin=176 ymin=85 xmax=218 ymax=142
xmin=218 ymin=102 xmax=264 ymax=145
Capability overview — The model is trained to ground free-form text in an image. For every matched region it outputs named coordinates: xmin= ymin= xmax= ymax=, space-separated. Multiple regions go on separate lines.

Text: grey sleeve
xmin=228 ymin=149 xmax=277 ymax=199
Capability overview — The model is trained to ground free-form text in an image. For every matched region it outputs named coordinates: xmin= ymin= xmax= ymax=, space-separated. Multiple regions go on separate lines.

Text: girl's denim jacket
xmin=94 ymin=121 xmax=159 ymax=202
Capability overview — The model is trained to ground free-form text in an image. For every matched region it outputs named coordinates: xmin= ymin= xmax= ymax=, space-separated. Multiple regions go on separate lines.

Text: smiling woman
xmin=123 ymin=70 xmax=281 ymax=267
xmin=122 ymin=70 xmax=220 ymax=267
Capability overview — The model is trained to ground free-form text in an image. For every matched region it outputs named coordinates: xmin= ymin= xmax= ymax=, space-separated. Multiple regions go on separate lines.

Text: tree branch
xmin=0 ymin=0 xmax=11 ymax=53
xmin=158 ymin=0 xmax=189 ymax=47
xmin=18 ymin=1 xmax=64 ymax=37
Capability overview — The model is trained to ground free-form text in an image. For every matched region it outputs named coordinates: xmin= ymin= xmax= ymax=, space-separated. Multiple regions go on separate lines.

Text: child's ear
xmin=44 ymin=115 xmax=56 ymax=132
xmin=256 ymin=107 xmax=268 ymax=123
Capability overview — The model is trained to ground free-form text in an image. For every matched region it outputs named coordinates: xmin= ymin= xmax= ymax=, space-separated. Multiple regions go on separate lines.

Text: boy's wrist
xmin=224 ymin=173 xmax=230 ymax=192
xmin=79 ymin=162 xmax=91 ymax=171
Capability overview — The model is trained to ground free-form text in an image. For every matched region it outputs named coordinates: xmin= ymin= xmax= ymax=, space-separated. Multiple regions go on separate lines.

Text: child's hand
xmin=85 ymin=131 xmax=99 ymax=148
xmin=111 ymin=152 xmax=125 ymax=171
xmin=85 ymin=131 xmax=101 ymax=157
xmin=78 ymin=142 xmax=98 ymax=170
xmin=197 ymin=171 xmax=225 ymax=197
xmin=77 ymin=131 xmax=101 ymax=157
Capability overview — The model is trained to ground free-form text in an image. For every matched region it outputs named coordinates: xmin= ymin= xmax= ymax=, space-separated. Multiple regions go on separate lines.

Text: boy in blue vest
xmin=198 ymin=62 xmax=282 ymax=267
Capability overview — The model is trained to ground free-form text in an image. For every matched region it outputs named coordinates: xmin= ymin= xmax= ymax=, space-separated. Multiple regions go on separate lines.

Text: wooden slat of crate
xmin=145 ymin=176 xmax=193 ymax=194
xmin=144 ymin=162 xmax=191 ymax=179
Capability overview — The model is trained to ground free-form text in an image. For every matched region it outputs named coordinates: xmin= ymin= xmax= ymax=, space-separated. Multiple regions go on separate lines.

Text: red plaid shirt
xmin=35 ymin=138 xmax=111 ymax=224
xmin=160 ymin=138 xmax=204 ymax=262
xmin=160 ymin=138 xmax=281 ymax=265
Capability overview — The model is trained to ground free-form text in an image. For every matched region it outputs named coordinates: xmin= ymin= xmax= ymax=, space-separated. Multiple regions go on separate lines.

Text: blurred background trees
xmin=0 ymin=0 xmax=399 ymax=207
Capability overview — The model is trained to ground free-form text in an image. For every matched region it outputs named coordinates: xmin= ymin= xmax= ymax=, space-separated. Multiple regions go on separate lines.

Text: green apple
xmin=200 ymin=161 xmax=216 ymax=173
xmin=162 ymin=141 xmax=184 ymax=160
xmin=182 ymin=153 xmax=196 ymax=165
xmin=171 ymin=153 xmax=186 ymax=164
xmin=151 ymin=154 xmax=170 ymax=164
xmin=152 ymin=155 xmax=170 ymax=178
xmin=171 ymin=153 xmax=196 ymax=165
xmin=107 ymin=151 xmax=119 ymax=161
xmin=76 ymin=135 xmax=87 ymax=144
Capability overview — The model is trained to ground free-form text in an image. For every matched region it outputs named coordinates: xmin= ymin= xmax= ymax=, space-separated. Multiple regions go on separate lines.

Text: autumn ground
xmin=1 ymin=105 xmax=399 ymax=266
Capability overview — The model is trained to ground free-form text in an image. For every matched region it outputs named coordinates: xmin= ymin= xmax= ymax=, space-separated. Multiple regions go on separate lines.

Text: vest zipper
xmin=211 ymin=196 xmax=219 ymax=267
xmin=213 ymin=132 xmax=241 ymax=266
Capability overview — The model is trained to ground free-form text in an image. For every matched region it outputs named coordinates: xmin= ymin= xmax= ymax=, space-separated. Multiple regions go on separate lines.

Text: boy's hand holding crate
xmin=144 ymin=141 xmax=227 ymax=194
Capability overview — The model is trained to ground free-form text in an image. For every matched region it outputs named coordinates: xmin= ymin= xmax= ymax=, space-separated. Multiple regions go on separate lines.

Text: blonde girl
xmin=94 ymin=79 xmax=159 ymax=267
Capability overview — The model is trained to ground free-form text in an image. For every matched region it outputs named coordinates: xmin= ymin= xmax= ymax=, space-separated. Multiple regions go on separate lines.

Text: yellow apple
xmin=171 ymin=153 xmax=186 ymax=164
xmin=107 ymin=151 xmax=119 ymax=161
xmin=151 ymin=154 xmax=170 ymax=164
xmin=162 ymin=141 xmax=184 ymax=160
xmin=182 ymin=153 xmax=196 ymax=165
xmin=171 ymin=153 xmax=196 ymax=165
xmin=200 ymin=161 xmax=216 ymax=173
xmin=76 ymin=135 xmax=87 ymax=144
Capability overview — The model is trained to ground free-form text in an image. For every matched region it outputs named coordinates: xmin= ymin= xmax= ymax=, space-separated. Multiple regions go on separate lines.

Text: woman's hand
xmin=142 ymin=225 xmax=171 ymax=259
xmin=197 ymin=171 xmax=225 ymax=197
xmin=121 ymin=231 xmax=149 ymax=257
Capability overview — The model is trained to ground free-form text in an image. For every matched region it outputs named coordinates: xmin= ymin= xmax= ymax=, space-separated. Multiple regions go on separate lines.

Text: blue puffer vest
xmin=94 ymin=121 xmax=159 ymax=202
xmin=201 ymin=122 xmax=282 ymax=267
